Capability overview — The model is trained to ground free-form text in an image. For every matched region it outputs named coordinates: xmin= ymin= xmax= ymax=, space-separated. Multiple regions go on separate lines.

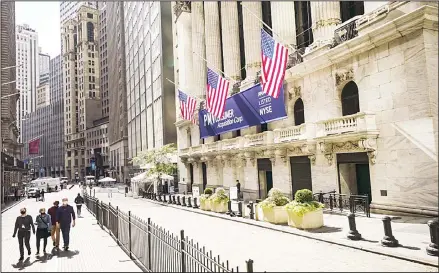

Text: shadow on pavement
xmin=11 ymin=257 xmax=31 ymax=271
xmin=306 ymin=226 xmax=343 ymax=233
xmin=399 ymin=244 xmax=421 ymax=251
xmin=51 ymin=248 xmax=80 ymax=259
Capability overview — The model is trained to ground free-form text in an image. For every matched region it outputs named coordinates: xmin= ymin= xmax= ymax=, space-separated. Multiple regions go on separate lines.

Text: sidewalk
xmin=2 ymin=197 xmax=26 ymax=213
xmin=94 ymin=191 xmax=437 ymax=272
xmin=1 ymin=188 xmax=141 ymax=272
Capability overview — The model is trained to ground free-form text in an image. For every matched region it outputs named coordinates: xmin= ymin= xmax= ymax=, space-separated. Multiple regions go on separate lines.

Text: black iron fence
xmin=313 ymin=191 xmax=370 ymax=217
xmin=84 ymin=194 xmax=254 ymax=272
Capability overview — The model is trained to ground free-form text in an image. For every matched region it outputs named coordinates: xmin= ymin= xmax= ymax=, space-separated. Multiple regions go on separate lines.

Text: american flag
xmin=206 ymin=68 xmax=230 ymax=118
xmin=261 ymin=28 xmax=289 ymax=99
xmin=178 ymin=90 xmax=197 ymax=124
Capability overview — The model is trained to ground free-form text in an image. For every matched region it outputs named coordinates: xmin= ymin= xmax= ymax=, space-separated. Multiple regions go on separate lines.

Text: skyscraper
xmin=107 ymin=1 xmax=128 ymax=182
xmin=98 ymin=1 xmax=109 ymax=118
xmin=16 ymin=24 xmax=40 ymax=140
xmin=50 ymin=54 xmax=63 ymax=103
xmin=38 ymin=50 xmax=50 ymax=85
xmin=62 ymin=5 xmax=101 ymax=180
xmin=123 ymin=2 xmax=176 ymax=161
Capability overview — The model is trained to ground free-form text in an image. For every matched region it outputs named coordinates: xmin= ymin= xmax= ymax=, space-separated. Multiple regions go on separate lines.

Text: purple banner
xmin=199 ymin=83 xmax=287 ymax=138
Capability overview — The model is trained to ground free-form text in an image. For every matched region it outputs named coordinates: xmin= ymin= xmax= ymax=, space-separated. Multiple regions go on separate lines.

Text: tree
xmin=131 ymin=143 xmax=177 ymax=193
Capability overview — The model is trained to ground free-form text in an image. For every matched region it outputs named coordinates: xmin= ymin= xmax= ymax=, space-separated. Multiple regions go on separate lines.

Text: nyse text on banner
xmin=199 ymin=84 xmax=287 ymax=138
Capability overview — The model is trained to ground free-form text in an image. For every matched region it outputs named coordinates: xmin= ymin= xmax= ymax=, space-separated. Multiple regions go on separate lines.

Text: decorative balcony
xmin=244 ymin=131 xmax=274 ymax=147
xmin=316 ymin=112 xmax=378 ymax=139
xmin=179 ymin=147 xmax=190 ymax=157
xmin=221 ymin=137 xmax=245 ymax=150
xmin=274 ymin=124 xmax=307 ymax=143
xmin=191 ymin=145 xmax=204 ymax=154
xmin=206 ymin=142 xmax=221 ymax=153
xmin=333 ymin=16 xmax=362 ymax=46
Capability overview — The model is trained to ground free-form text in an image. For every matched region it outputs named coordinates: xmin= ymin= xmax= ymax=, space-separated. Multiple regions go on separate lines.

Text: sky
xmin=15 ymin=1 xmax=61 ymax=58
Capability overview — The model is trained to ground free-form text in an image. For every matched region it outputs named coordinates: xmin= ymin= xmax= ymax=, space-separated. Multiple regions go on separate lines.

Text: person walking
xmin=14 ymin=188 xmax=18 ymax=201
xmin=74 ymin=193 xmax=84 ymax=217
xmin=40 ymin=189 xmax=45 ymax=202
xmin=56 ymin=198 xmax=76 ymax=251
xmin=12 ymin=208 xmax=35 ymax=261
xmin=35 ymin=190 xmax=40 ymax=202
xmin=35 ymin=208 xmax=51 ymax=255
xmin=48 ymin=201 xmax=60 ymax=248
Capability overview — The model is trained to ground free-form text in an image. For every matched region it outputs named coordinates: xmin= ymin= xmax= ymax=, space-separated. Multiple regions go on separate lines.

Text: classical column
xmin=310 ymin=2 xmax=341 ymax=46
xmin=191 ymin=2 xmax=206 ymax=98
xmin=221 ymin=2 xmax=241 ymax=82
xmin=176 ymin=11 xmax=194 ymax=93
xmin=204 ymin=2 xmax=222 ymax=71
xmin=270 ymin=2 xmax=296 ymax=46
xmin=241 ymin=2 xmax=262 ymax=85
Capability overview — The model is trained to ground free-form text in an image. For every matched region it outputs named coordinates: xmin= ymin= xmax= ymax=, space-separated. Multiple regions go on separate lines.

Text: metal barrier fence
xmin=84 ymin=194 xmax=254 ymax=272
xmin=313 ymin=191 xmax=371 ymax=217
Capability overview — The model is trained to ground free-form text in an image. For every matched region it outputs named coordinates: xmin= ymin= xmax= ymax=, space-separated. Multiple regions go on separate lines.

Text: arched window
xmin=293 ymin=98 xmax=305 ymax=126
xmin=341 ymin=81 xmax=360 ymax=116
xmin=87 ymin=22 xmax=94 ymax=42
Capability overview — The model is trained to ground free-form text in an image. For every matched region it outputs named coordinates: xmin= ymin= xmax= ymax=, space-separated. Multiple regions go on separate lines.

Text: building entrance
xmin=201 ymin=162 xmax=207 ymax=192
xmin=337 ymin=152 xmax=372 ymax=203
xmin=290 ymin=156 xmax=312 ymax=199
xmin=257 ymin=158 xmax=272 ymax=199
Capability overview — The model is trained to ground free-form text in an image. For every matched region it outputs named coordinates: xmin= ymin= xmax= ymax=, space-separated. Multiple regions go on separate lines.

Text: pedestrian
xmin=236 ymin=180 xmax=242 ymax=200
xmin=35 ymin=190 xmax=40 ymax=202
xmin=13 ymin=207 xmax=35 ymax=261
xmin=40 ymin=189 xmax=45 ymax=202
xmin=35 ymin=208 xmax=51 ymax=255
xmin=14 ymin=188 xmax=18 ymax=201
xmin=74 ymin=193 xmax=84 ymax=217
xmin=48 ymin=201 xmax=60 ymax=248
xmin=56 ymin=198 xmax=76 ymax=251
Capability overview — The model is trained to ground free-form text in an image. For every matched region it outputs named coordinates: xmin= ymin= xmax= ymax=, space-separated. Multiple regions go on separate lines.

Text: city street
xmin=93 ymin=189 xmax=437 ymax=272
xmin=1 ymin=187 xmax=141 ymax=272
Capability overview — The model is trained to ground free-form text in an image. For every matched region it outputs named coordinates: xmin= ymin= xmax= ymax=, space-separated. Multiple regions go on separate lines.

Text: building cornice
xmin=175 ymin=119 xmax=192 ymax=128
xmin=286 ymin=5 xmax=438 ymax=81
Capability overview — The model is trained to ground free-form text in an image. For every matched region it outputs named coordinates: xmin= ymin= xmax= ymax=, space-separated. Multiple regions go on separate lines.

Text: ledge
xmin=286 ymin=5 xmax=438 ymax=80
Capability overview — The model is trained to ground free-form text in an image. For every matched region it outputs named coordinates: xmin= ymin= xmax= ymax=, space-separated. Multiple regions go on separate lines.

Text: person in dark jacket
xmin=48 ymin=201 xmax=60 ymax=248
xmin=35 ymin=208 xmax=52 ymax=255
xmin=74 ymin=193 xmax=84 ymax=217
xmin=13 ymin=207 xmax=35 ymax=261
xmin=56 ymin=198 xmax=76 ymax=251
xmin=40 ymin=189 xmax=45 ymax=202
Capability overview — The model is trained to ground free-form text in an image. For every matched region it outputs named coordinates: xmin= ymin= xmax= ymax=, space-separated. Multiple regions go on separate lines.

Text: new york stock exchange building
xmin=171 ymin=1 xmax=438 ymax=216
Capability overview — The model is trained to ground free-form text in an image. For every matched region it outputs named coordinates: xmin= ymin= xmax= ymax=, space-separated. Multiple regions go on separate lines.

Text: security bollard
xmin=426 ymin=219 xmax=438 ymax=256
xmin=346 ymin=213 xmax=362 ymax=240
xmin=177 ymin=196 xmax=181 ymax=205
xmin=182 ymin=196 xmax=187 ymax=206
xmin=237 ymin=202 xmax=243 ymax=217
xmin=187 ymin=197 xmax=192 ymax=207
xmin=381 ymin=216 xmax=399 ymax=247
xmin=247 ymin=201 xmax=255 ymax=220
xmin=172 ymin=195 xmax=176 ymax=204
xmin=94 ymin=189 xmax=95 ymax=197
xmin=193 ymin=197 xmax=199 ymax=209
xmin=158 ymin=194 xmax=162 ymax=202
xmin=227 ymin=200 xmax=233 ymax=215
xmin=168 ymin=195 xmax=173 ymax=204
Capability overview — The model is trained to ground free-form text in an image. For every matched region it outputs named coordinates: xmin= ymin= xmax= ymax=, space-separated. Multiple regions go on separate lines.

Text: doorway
xmin=290 ymin=156 xmax=312 ymax=199
xmin=201 ymin=162 xmax=207 ymax=192
xmin=337 ymin=152 xmax=372 ymax=203
xmin=257 ymin=158 xmax=272 ymax=199
xmin=189 ymin=163 xmax=194 ymax=193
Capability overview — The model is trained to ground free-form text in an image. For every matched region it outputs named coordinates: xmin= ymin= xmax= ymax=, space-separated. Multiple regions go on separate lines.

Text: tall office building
xmin=123 ymin=2 xmax=176 ymax=161
xmin=107 ymin=1 xmax=128 ymax=182
xmin=38 ymin=50 xmax=50 ymax=84
xmin=50 ymin=54 xmax=63 ymax=103
xmin=36 ymin=83 xmax=50 ymax=109
xmin=1 ymin=1 xmax=24 ymax=204
xmin=98 ymin=1 xmax=109 ymax=118
xmin=15 ymin=24 xmax=40 ymax=140
xmin=62 ymin=6 xmax=102 ymax=180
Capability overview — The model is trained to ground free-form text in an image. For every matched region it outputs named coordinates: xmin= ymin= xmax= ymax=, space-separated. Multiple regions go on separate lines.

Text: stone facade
xmin=172 ymin=2 xmax=438 ymax=216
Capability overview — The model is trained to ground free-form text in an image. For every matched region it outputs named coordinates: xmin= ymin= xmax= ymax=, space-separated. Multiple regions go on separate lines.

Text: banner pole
xmin=192 ymin=51 xmax=238 ymax=84
xmin=239 ymin=2 xmax=299 ymax=55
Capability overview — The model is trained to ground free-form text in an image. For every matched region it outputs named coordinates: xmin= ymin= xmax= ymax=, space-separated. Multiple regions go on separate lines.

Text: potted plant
xmin=209 ymin=187 xmax=229 ymax=213
xmin=256 ymin=188 xmax=290 ymax=224
xmin=285 ymin=189 xmax=324 ymax=229
xmin=199 ymin=188 xmax=213 ymax=211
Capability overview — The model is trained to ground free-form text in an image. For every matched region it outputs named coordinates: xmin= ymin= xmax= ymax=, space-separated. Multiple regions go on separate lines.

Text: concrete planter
xmin=211 ymin=201 xmax=228 ymax=213
xmin=256 ymin=206 xmax=288 ymax=224
xmin=200 ymin=199 xmax=212 ymax=211
xmin=287 ymin=208 xmax=324 ymax=229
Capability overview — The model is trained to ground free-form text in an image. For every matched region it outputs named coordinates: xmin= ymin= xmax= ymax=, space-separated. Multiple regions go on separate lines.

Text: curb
xmin=1 ymin=198 xmax=27 ymax=214
xmin=141 ymin=197 xmax=438 ymax=268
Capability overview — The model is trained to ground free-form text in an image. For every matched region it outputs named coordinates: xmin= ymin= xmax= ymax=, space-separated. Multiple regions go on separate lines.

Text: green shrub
xmin=285 ymin=200 xmax=324 ymax=217
xmin=258 ymin=188 xmax=290 ymax=210
xmin=209 ymin=187 xmax=229 ymax=204
xmin=199 ymin=194 xmax=210 ymax=202
xmin=294 ymin=189 xmax=313 ymax=203
xmin=204 ymin=188 xmax=213 ymax=195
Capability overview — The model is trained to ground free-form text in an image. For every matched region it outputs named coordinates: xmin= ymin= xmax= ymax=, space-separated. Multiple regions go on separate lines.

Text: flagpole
xmin=239 ymin=2 xmax=300 ymax=55
xmin=165 ymin=78 xmax=202 ymax=107
xmin=192 ymin=51 xmax=238 ymax=84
